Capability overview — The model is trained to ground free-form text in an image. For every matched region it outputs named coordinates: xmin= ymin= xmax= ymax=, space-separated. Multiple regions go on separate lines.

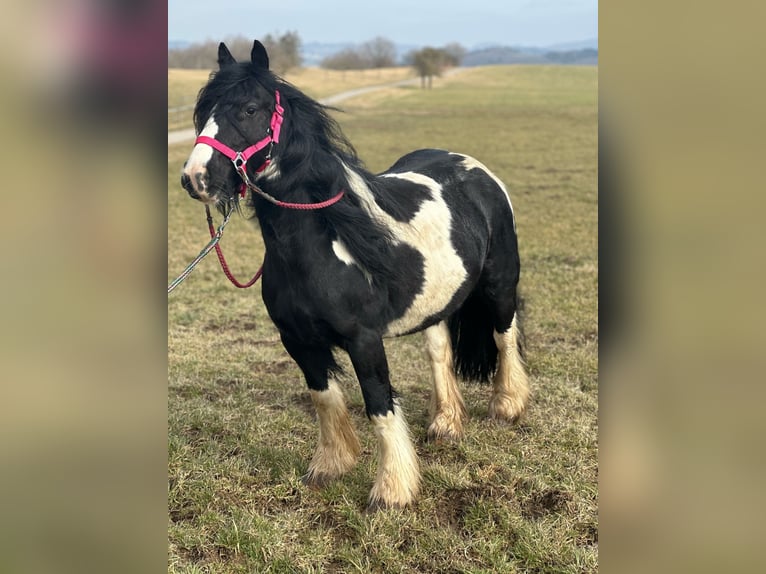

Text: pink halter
xmin=194 ymin=90 xmax=285 ymax=194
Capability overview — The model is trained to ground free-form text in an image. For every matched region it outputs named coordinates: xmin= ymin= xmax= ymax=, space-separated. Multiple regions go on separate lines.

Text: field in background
xmin=168 ymin=65 xmax=597 ymax=573
xmin=168 ymin=67 xmax=416 ymax=131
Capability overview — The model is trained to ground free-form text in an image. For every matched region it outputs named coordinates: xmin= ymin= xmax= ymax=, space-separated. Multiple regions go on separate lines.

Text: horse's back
xmin=383 ymin=149 xmax=515 ymax=225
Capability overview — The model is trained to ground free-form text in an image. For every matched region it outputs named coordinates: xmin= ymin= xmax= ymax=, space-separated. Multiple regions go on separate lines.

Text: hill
xmin=463 ymin=46 xmax=597 ymax=67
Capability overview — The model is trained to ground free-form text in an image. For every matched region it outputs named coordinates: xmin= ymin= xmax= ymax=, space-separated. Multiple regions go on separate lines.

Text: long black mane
xmin=194 ymin=63 xmax=402 ymax=283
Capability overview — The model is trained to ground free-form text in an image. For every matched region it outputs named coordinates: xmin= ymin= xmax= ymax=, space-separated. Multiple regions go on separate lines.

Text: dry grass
xmin=168 ymin=64 xmax=597 ymax=573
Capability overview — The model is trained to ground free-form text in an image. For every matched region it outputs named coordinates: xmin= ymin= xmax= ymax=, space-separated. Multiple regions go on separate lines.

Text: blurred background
xmin=0 ymin=1 xmax=167 ymax=573
xmin=1 ymin=0 xmax=765 ymax=572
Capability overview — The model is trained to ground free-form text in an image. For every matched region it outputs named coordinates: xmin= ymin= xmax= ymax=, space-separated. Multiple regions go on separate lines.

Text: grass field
xmin=168 ymin=64 xmax=598 ymax=573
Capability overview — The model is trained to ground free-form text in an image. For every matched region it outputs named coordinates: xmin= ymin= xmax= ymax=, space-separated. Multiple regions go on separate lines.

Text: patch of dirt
xmin=520 ymin=487 xmax=574 ymax=519
xmin=433 ymin=485 xmax=512 ymax=534
xmin=169 ymin=500 xmax=199 ymax=523
xmin=203 ymin=319 xmax=259 ymax=332
xmin=249 ymin=360 xmax=295 ymax=376
xmin=575 ymin=521 xmax=599 ymax=546
xmin=177 ymin=545 xmax=205 ymax=563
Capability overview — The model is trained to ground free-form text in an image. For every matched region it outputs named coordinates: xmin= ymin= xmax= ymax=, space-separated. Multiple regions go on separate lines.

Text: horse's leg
xmin=347 ymin=330 xmax=420 ymax=510
xmin=424 ymin=321 xmax=466 ymax=441
xmin=487 ymin=296 xmax=530 ymax=424
xmin=281 ymin=335 xmax=361 ymax=488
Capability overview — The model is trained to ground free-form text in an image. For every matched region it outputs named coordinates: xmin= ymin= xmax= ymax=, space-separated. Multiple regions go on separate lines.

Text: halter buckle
xmin=232 ymin=152 xmax=246 ymax=170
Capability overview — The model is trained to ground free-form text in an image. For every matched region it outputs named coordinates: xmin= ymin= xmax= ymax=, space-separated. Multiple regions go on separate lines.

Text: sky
xmin=168 ymin=0 xmax=598 ymax=48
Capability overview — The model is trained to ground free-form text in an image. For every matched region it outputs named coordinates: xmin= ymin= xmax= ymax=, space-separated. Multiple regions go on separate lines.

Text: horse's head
xmin=181 ymin=40 xmax=282 ymax=209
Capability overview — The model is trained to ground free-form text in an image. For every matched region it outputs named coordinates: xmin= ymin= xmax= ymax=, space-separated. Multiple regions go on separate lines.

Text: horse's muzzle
xmin=181 ymin=170 xmax=215 ymax=203
xmin=180 ymin=173 xmax=198 ymax=198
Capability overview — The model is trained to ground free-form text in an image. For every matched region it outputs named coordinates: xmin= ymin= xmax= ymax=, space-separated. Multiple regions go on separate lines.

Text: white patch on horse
xmin=332 ymin=239 xmax=356 ymax=266
xmin=369 ymin=399 xmax=420 ymax=508
xmin=332 ymin=239 xmax=372 ymax=283
xmin=184 ymin=112 xmax=218 ymax=175
xmin=343 ymin=165 xmax=468 ymax=336
xmin=489 ymin=314 xmax=530 ymax=422
xmin=453 ymin=153 xmax=516 ymax=231
xmin=305 ymin=379 xmax=361 ymax=483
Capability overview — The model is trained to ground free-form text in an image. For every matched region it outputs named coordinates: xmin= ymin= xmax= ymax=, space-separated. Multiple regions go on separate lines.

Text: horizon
xmin=168 ymin=36 xmax=599 ymax=52
xmin=168 ymin=0 xmax=597 ymax=49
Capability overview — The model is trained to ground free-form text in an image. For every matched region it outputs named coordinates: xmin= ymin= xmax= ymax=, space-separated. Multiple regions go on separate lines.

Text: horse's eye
xmin=245 ymin=106 xmax=257 ymax=116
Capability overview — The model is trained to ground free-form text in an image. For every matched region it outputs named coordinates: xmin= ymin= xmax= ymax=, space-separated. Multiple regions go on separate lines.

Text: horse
xmin=180 ymin=40 xmax=529 ymax=510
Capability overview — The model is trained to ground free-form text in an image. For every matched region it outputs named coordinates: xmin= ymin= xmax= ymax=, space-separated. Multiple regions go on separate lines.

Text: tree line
xmin=169 ymin=33 xmax=464 ymax=88
xmin=169 ymin=32 xmax=302 ymax=75
xmin=321 ymin=38 xmax=465 ymax=88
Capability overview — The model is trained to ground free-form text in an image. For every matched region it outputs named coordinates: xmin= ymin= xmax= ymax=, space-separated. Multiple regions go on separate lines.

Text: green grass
xmin=168 ymin=65 xmax=597 ymax=573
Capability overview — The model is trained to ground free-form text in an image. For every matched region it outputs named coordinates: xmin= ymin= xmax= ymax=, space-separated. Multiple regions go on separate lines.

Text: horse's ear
xmin=217 ymin=43 xmax=237 ymax=69
xmin=251 ymin=40 xmax=270 ymax=70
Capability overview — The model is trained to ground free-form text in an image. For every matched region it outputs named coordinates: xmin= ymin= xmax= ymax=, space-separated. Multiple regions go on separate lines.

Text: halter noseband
xmin=194 ymin=90 xmax=285 ymax=197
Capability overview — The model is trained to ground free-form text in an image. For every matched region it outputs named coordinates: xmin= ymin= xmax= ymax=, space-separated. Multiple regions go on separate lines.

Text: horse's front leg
xmin=347 ymin=330 xmax=420 ymax=510
xmin=280 ymin=335 xmax=361 ymax=488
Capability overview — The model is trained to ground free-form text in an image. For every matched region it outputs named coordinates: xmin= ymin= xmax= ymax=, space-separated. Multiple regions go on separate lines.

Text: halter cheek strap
xmin=195 ymin=90 xmax=285 ymax=195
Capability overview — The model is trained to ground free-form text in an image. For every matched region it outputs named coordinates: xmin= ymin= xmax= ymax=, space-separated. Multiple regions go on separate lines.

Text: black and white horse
xmin=181 ymin=40 xmax=529 ymax=510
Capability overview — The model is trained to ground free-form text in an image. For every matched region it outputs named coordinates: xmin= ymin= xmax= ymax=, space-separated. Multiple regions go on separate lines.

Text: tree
xmin=321 ymin=48 xmax=368 ymax=71
xmin=442 ymin=43 xmax=466 ymax=67
xmin=321 ymin=37 xmax=397 ymax=70
xmin=360 ymin=37 xmax=397 ymax=68
xmin=167 ymin=32 xmax=302 ymax=74
xmin=410 ymin=47 xmax=446 ymax=89
xmin=261 ymin=31 xmax=302 ymax=75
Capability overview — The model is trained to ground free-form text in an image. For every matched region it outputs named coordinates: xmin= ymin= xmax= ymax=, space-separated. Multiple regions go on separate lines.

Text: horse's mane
xmin=195 ymin=63 xmax=402 ymax=284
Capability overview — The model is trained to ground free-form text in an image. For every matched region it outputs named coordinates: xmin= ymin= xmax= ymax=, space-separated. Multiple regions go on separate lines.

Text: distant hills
xmin=168 ymin=38 xmax=597 ymax=67
xmin=462 ymin=46 xmax=597 ymax=67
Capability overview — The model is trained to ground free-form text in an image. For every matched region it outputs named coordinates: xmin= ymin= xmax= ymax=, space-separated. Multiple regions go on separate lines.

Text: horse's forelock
xmin=194 ymin=63 xmax=277 ymax=131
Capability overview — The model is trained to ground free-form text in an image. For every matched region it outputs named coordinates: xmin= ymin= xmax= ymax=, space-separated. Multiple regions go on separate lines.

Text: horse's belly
xmin=384 ymin=226 xmax=468 ymax=336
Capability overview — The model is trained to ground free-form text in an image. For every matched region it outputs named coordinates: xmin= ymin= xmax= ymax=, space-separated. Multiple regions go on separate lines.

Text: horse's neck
xmin=253 ymin=149 xmax=373 ymax=256
xmin=253 ymin=176 xmax=336 ymax=257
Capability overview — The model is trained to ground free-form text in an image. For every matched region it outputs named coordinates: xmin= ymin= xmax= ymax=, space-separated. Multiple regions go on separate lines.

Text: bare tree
xmin=168 ymin=32 xmax=302 ymax=74
xmin=321 ymin=48 xmax=369 ymax=70
xmin=442 ymin=43 xmax=466 ymax=67
xmin=321 ymin=37 xmax=398 ymax=70
xmin=360 ymin=37 xmax=397 ymax=68
xmin=262 ymin=31 xmax=302 ymax=75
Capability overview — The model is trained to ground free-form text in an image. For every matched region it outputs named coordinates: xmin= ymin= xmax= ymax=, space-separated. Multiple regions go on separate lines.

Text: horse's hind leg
xmin=281 ymin=335 xmax=361 ymax=488
xmin=488 ymin=303 xmax=530 ymax=424
xmin=424 ymin=321 xmax=466 ymax=441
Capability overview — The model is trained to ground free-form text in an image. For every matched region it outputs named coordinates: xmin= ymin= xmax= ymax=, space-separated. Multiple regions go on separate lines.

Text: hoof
xmin=426 ymin=425 xmax=463 ymax=443
xmin=488 ymin=395 xmax=526 ymax=425
xmin=426 ymin=413 xmax=464 ymax=443
xmin=301 ymin=471 xmax=335 ymax=490
xmin=489 ymin=412 xmax=522 ymax=425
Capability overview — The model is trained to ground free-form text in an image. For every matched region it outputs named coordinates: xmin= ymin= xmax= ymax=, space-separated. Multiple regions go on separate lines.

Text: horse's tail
xmin=448 ymin=293 xmax=496 ymax=383
xmin=448 ymin=291 xmax=526 ymax=384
